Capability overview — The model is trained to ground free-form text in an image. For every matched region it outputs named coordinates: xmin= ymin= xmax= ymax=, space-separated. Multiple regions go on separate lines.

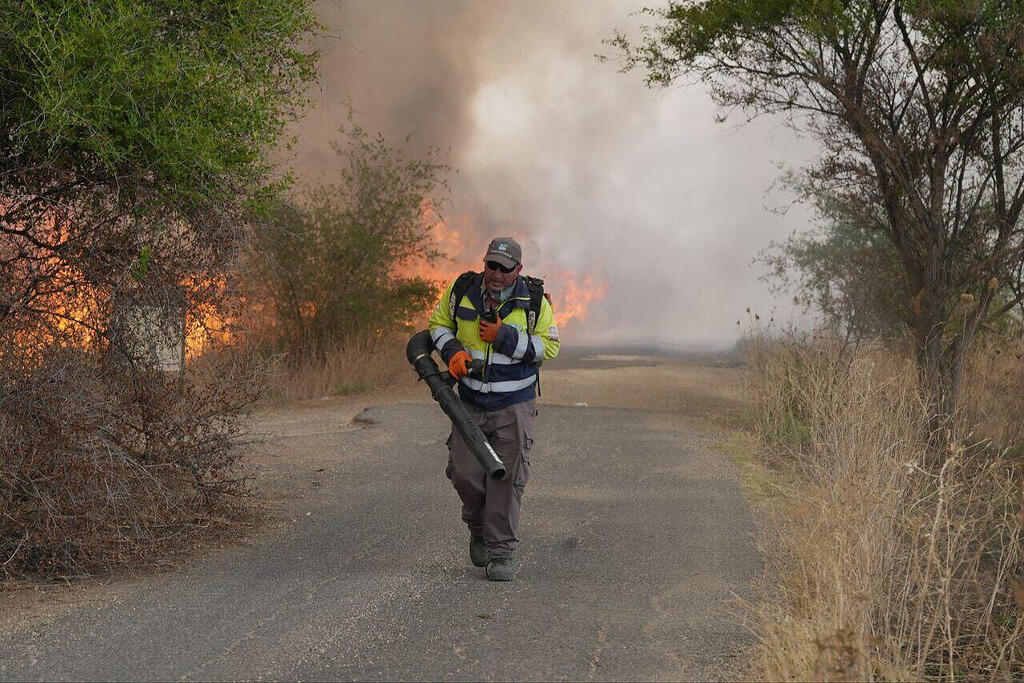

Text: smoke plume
xmin=281 ymin=0 xmax=818 ymax=346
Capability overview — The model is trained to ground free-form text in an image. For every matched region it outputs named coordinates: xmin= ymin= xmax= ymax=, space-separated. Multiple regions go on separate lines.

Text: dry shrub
xmin=745 ymin=332 xmax=1024 ymax=680
xmin=219 ymin=331 xmax=411 ymax=404
xmin=0 ymin=348 xmax=258 ymax=580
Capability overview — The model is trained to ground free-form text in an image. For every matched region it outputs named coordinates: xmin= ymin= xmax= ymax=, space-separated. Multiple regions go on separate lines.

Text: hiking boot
xmin=469 ymin=535 xmax=488 ymax=567
xmin=485 ymin=557 xmax=514 ymax=581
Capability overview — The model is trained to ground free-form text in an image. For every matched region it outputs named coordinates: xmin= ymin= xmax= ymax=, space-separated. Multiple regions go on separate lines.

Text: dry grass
xmin=248 ymin=332 xmax=411 ymax=404
xmin=745 ymin=333 xmax=1024 ymax=680
xmin=961 ymin=337 xmax=1024 ymax=453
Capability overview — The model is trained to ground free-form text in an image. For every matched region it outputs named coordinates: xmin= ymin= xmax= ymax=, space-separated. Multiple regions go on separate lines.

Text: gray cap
xmin=484 ymin=237 xmax=522 ymax=269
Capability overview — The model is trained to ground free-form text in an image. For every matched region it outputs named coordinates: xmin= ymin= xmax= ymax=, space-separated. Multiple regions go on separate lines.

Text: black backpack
xmin=449 ymin=271 xmax=548 ymax=335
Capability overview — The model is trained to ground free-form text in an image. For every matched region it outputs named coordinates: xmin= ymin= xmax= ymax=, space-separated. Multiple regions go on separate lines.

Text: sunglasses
xmin=485 ymin=260 xmax=515 ymax=274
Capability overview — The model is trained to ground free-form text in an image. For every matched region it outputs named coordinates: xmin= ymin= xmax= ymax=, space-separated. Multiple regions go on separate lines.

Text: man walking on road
xmin=428 ymin=237 xmax=560 ymax=581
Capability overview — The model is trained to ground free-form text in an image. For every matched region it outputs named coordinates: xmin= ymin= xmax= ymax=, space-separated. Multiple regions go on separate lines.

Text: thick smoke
xmin=281 ymin=0 xmax=818 ymax=346
xmin=286 ymin=1 xmax=484 ymax=175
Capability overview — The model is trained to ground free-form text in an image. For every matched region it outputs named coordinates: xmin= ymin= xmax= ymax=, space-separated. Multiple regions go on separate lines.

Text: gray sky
xmin=282 ymin=0 xmax=819 ymax=346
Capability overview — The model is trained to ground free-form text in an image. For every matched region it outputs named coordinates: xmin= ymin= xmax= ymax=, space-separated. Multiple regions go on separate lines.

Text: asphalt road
xmin=0 ymin=401 xmax=761 ymax=681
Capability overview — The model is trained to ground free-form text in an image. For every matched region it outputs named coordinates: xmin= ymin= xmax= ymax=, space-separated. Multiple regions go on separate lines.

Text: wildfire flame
xmin=402 ymin=204 xmax=607 ymax=335
xmin=183 ymin=275 xmax=234 ymax=358
xmin=537 ymin=270 xmax=608 ymax=331
xmin=24 ymin=198 xmax=606 ymax=361
xmin=3 ymin=200 xmax=232 ymax=363
xmin=12 ymin=266 xmax=230 ymax=364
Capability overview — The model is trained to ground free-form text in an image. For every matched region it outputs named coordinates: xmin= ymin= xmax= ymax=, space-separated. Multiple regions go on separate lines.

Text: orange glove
xmin=448 ymin=350 xmax=472 ymax=379
xmin=478 ymin=316 xmax=502 ymax=343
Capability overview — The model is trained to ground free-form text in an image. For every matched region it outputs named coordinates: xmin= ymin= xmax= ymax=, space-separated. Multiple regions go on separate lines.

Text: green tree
xmin=0 ymin=0 xmax=317 ymax=350
xmin=245 ymin=124 xmax=448 ymax=356
xmin=612 ymin=1 xmax=1024 ymax=426
xmin=760 ymin=182 xmax=909 ymax=345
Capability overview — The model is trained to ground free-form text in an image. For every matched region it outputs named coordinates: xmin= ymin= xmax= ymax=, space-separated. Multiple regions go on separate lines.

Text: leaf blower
xmin=405 ymin=330 xmax=506 ymax=480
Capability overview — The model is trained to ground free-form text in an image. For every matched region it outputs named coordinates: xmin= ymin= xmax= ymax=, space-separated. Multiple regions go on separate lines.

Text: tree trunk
xmin=917 ymin=345 xmax=953 ymax=463
xmin=913 ymin=271 xmax=959 ymax=464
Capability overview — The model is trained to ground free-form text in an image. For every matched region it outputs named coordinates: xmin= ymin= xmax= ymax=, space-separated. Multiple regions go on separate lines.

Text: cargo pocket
xmin=444 ymin=432 xmax=455 ymax=481
xmin=514 ymin=423 xmax=534 ymax=497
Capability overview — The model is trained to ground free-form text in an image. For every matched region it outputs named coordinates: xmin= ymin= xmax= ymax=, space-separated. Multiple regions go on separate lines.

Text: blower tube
xmin=406 ymin=330 xmax=506 ymax=480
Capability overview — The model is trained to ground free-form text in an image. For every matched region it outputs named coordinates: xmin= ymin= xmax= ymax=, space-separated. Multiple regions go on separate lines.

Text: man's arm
xmin=490 ymin=296 xmax=560 ymax=363
xmin=535 ymin=297 xmax=560 ymax=360
xmin=428 ymin=280 xmax=466 ymax=364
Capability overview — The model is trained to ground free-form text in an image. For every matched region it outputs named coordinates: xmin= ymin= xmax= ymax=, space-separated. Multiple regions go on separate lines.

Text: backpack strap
xmin=520 ymin=275 xmax=546 ymax=335
xmin=449 ymin=271 xmax=478 ymax=322
xmin=520 ymin=275 xmax=547 ymax=395
xmin=452 ymin=270 xmax=546 ymax=335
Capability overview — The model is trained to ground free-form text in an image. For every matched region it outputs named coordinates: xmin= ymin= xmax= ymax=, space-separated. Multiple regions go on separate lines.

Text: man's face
xmin=483 ymin=260 xmax=521 ymax=293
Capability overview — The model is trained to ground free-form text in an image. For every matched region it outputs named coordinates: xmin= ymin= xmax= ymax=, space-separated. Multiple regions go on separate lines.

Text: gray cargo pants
xmin=445 ymin=399 xmax=536 ymax=559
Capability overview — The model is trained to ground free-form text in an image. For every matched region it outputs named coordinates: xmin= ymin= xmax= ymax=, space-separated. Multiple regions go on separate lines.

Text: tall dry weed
xmin=238 ymin=332 xmax=411 ymax=404
xmin=745 ymin=332 xmax=1024 ymax=680
xmin=961 ymin=337 xmax=1024 ymax=451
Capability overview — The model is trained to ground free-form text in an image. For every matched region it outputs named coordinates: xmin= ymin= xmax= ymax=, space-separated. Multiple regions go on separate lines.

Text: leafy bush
xmin=759 ymin=187 xmax=909 ymax=345
xmin=242 ymin=124 xmax=448 ymax=359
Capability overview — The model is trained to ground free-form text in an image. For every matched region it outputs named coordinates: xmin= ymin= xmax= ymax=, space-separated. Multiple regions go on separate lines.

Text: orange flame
xmin=539 ymin=270 xmax=607 ymax=332
xmin=398 ymin=206 xmax=606 ymax=337
xmin=183 ymin=275 xmax=234 ymax=358
xmin=17 ymin=207 xmax=608 ymax=365
xmin=2 ymin=198 xmax=231 ymax=363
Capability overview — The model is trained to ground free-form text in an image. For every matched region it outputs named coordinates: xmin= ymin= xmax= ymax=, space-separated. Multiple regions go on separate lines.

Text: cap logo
xmin=498 ymin=244 xmax=508 ymax=251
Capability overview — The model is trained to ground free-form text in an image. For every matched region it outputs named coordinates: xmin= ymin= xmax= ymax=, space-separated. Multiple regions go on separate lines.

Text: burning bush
xmin=239 ymin=123 xmax=448 ymax=362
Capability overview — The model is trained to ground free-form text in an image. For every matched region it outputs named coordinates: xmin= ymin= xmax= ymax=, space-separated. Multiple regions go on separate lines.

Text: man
xmin=428 ymin=237 xmax=560 ymax=581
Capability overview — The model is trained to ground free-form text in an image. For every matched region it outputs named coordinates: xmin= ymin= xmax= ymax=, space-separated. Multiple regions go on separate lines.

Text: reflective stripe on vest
xmin=469 ymin=349 xmax=517 ymax=365
xmin=530 ymin=335 xmax=544 ymax=358
xmin=460 ymin=374 xmax=537 ymax=394
xmin=431 ymin=326 xmax=456 ymax=349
